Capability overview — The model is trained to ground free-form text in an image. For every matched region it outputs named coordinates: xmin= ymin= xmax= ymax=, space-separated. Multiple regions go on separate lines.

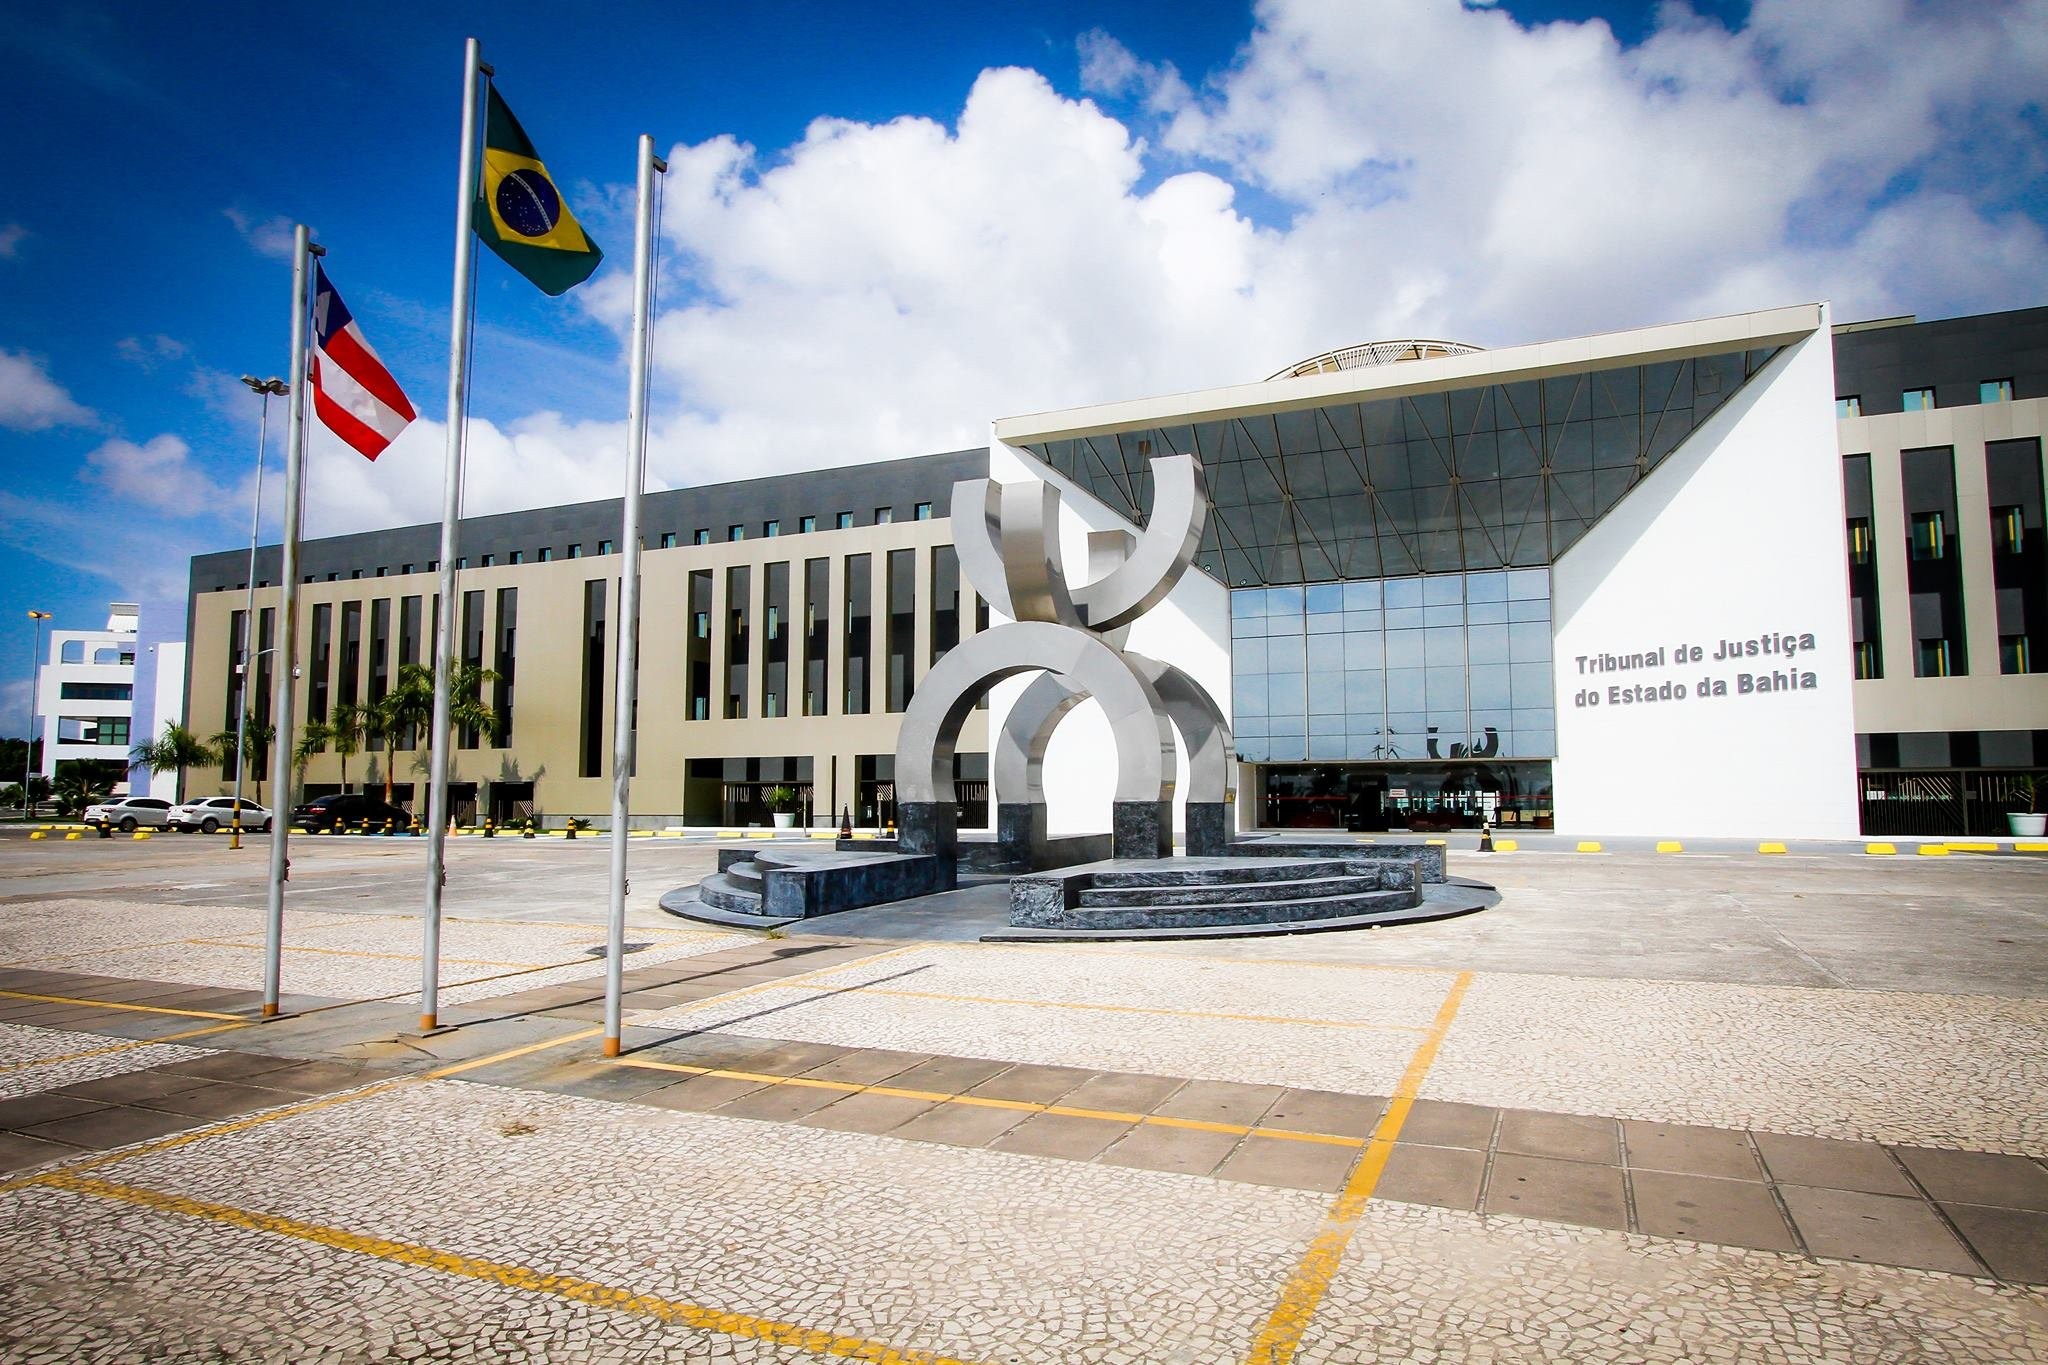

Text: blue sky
xmin=2 ymin=0 xmax=2043 ymax=741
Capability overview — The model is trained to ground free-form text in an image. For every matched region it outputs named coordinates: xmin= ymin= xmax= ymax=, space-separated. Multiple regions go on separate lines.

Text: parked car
xmin=291 ymin=792 xmax=412 ymax=834
xmin=168 ymin=796 xmax=273 ymax=834
xmin=83 ymin=796 xmax=176 ymax=833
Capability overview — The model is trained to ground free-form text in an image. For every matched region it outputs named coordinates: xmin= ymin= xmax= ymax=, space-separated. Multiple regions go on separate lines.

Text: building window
xmin=401 ymin=563 xmax=414 ymax=575
xmin=764 ymin=520 xmax=780 ymax=538
xmin=874 ymin=506 xmax=894 ymax=525
xmin=480 ymin=554 xmax=494 ymax=568
xmin=599 ymin=539 xmax=614 ymax=554
xmin=2001 ymin=634 xmax=2033 ymax=674
xmin=350 ymin=569 xmax=363 ymax=579
xmin=1835 ymin=396 xmax=1861 ymax=419
xmin=799 ymin=515 xmax=816 ymax=534
xmin=695 ymin=529 xmax=711 ymax=545
xmin=659 ymin=532 xmax=676 ymax=549
xmin=1993 ymin=505 xmax=2025 ymax=556
xmin=1917 ymin=638 xmax=1953 ymax=677
xmin=493 ymin=587 xmax=517 ymax=745
xmin=729 ymin=525 xmax=745 ymax=542
xmin=1902 ymin=387 xmax=1935 ymax=412
xmin=687 ymin=570 xmax=713 ymax=722
xmin=580 ymin=580 xmax=607 ymax=775
xmin=1847 ymin=518 xmax=1873 ymax=565
xmin=59 ymin=682 xmax=132 ymax=701
xmin=1981 ymin=378 xmax=2014 ymax=404
xmin=803 ymin=557 xmax=829 ymax=715
xmin=568 ymin=544 xmax=582 ymax=559
xmin=1854 ymin=641 xmax=1880 ymax=681
xmin=724 ymin=566 xmax=750 ymax=719
xmin=1909 ymin=511 xmax=1947 ymax=561
xmin=509 ymin=550 xmax=524 ymax=565
xmin=836 ymin=511 xmax=854 ymax=530
xmin=537 ymin=547 xmax=553 ymax=563
xmin=914 ymin=502 xmax=933 ymax=520
xmin=376 ymin=567 xmax=388 ymax=577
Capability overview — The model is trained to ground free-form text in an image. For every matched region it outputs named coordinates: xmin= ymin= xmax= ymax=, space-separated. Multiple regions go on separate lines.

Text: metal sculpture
xmin=895 ymin=453 xmax=1233 ymax=861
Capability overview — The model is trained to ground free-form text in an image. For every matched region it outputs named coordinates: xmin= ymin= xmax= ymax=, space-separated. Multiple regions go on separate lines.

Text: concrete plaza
xmin=0 ymin=829 xmax=2043 ymax=1361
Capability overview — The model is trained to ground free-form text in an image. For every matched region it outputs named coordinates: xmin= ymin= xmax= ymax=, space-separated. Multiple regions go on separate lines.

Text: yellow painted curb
xmin=133 ymin=831 xmax=151 ymax=841
xmin=1425 ymin=838 xmax=1447 ymax=847
xmin=1865 ymin=842 xmax=1896 ymax=855
xmin=27 ymin=832 xmax=44 ymax=840
xmin=64 ymin=832 xmax=81 ymax=840
xmin=1655 ymin=840 xmax=1683 ymax=854
xmin=1758 ymin=841 xmax=1788 ymax=855
xmin=1575 ymin=841 xmax=1603 ymax=853
xmin=807 ymin=830 xmax=837 ymax=839
xmin=850 ymin=832 xmax=877 ymax=840
xmin=2016 ymin=842 xmax=2048 ymax=853
xmin=745 ymin=831 xmax=774 ymax=839
xmin=1491 ymin=839 xmax=1518 ymax=852
xmin=1917 ymin=844 xmax=1950 ymax=857
xmin=714 ymin=831 xmax=742 ymax=839
xmin=1948 ymin=841 xmax=1997 ymax=853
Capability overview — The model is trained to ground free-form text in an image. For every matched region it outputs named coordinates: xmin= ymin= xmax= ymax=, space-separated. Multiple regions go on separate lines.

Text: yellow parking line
xmin=808 ymin=984 xmax=1429 ymax=1033
xmin=1244 ymin=970 xmax=1474 ymax=1365
xmin=0 ymin=990 xmax=245 ymax=1021
xmin=610 ymin=1055 xmax=1370 ymax=1149
xmin=38 ymin=1174 xmax=983 ymax=1365
xmin=187 ymin=939 xmax=536 ymax=969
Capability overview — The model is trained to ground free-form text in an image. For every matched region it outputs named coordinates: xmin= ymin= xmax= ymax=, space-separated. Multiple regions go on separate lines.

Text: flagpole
xmin=421 ymin=35 xmax=486 ymax=1033
xmin=262 ymin=225 xmax=319 ymax=1020
xmin=604 ymin=133 xmax=667 ymax=1059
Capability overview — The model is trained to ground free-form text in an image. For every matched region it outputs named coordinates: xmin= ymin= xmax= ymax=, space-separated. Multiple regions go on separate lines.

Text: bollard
xmin=483 ymin=817 xmax=495 ymax=839
xmin=97 ymin=822 xmax=113 ymax=840
xmin=410 ymin=815 xmax=423 ymax=837
xmin=840 ymin=805 xmax=853 ymax=839
xmin=1478 ymin=823 xmax=1493 ymax=853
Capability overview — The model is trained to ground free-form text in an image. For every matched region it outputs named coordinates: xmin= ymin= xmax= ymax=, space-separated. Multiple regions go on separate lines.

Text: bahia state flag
xmin=311 ymin=263 xmax=417 ymax=461
xmin=474 ymin=85 xmax=603 ymax=296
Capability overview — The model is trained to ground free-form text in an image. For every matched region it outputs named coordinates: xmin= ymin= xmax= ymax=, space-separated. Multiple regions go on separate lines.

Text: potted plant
xmin=2009 ymin=775 xmax=2045 ymax=838
xmin=764 ymin=785 xmax=800 ymax=830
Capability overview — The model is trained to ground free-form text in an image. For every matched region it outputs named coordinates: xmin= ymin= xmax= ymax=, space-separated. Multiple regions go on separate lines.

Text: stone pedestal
xmin=1112 ymin=800 xmax=1173 ymax=859
xmin=996 ymin=802 xmax=1046 ymax=870
xmin=1184 ymin=802 xmax=1235 ymax=857
xmin=896 ymin=801 xmax=957 ymax=857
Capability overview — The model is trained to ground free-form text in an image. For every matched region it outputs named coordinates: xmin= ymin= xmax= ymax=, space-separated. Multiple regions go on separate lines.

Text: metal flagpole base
xmin=419 ymin=1014 xmax=437 ymax=1032
xmin=602 ymin=1036 xmax=621 ymax=1058
xmin=261 ymin=1002 xmax=279 ymax=1019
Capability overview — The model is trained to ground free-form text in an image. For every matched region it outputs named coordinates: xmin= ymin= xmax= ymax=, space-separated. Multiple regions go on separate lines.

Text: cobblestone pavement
xmin=0 ymin=836 xmax=2043 ymax=1361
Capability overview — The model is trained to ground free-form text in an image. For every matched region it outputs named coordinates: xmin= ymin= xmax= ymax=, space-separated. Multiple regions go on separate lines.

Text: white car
xmin=168 ymin=797 xmax=273 ymax=834
xmin=83 ymin=796 xmax=175 ymax=832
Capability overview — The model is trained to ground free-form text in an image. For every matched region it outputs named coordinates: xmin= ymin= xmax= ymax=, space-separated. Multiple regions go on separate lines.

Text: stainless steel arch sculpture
xmin=893 ymin=450 xmax=1226 ymax=862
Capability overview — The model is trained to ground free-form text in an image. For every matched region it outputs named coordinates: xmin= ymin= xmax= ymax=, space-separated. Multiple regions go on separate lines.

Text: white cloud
xmin=0 ymin=348 xmax=95 ymax=431
xmin=223 ymin=208 xmax=300 ymax=260
xmin=254 ymin=1 xmax=2048 ymax=543
xmin=0 ymin=223 xmax=25 ymax=259
xmin=82 ymin=433 xmax=233 ymax=518
xmin=116 ymin=333 xmax=189 ymax=370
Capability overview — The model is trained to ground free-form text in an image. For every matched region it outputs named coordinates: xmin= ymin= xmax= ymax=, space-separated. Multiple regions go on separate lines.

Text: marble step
xmin=1088 ymin=858 xmax=1370 ymax=889
xmin=1079 ymin=872 xmax=1386 ymax=908
xmin=1026 ymin=887 xmax=1415 ymax=932
xmin=725 ymin=860 xmax=763 ymax=888
xmin=697 ymin=871 xmax=768 ymax=916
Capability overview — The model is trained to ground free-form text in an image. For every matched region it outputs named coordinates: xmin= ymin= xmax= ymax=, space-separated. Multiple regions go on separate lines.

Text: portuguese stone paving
xmin=0 ymin=839 xmax=2044 ymax=1360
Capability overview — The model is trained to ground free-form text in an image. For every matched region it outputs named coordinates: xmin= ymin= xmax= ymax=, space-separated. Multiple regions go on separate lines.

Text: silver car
xmin=167 ymin=796 xmax=273 ymax=834
xmin=83 ymin=796 xmax=176 ymax=832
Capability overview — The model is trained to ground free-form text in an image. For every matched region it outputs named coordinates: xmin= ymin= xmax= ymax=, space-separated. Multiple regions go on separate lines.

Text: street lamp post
xmin=24 ymin=610 xmax=50 ymax=817
xmin=230 ymin=376 xmax=288 ymax=851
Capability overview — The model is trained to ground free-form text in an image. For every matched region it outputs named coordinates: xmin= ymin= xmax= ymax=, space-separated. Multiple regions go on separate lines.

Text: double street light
xmin=230 ymin=376 xmax=289 ymax=850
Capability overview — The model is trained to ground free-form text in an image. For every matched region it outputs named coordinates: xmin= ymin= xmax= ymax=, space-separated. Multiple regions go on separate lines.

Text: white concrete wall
xmin=986 ymin=437 xmax=1233 ymax=836
xmin=1551 ymin=319 xmax=1862 ymax=838
xmin=146 ymin=642 xmax=187 ymax=801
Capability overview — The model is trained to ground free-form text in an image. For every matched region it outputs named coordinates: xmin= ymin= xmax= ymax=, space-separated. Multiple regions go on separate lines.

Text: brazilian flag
xmin=474 ymin=86 xmax=603 ymax=296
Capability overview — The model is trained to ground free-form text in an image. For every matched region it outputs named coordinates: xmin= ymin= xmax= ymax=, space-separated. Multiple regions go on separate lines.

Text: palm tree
xmin=325 ymin=701 xmax=370 ymax=793
xmin=211 ymin=712 xmax=278 ymax=806
xmin=292 ymin=718 xmax=329 ymax=803
xmin=374 ymin=662 xmax=498 ymax=806
xmin=130 ymin=723 xmax=218 ymax=803
xmin=53 ymin=769 xmax=111 ymax=817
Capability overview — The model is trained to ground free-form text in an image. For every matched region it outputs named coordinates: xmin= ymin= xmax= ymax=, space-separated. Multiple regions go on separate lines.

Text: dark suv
xmin=292 ymin=793 xmax=413 ymax=833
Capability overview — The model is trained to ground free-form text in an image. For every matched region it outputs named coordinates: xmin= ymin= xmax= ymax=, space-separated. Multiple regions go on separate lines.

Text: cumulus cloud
xmin=0 ymin=348 xmax=95 ymax=431
xmin=116 ymin=333 xmax=189 ymax=370
xmin=0 ymin=223 xmax=25 ymax=259
xmin=82 ymin=433 xmax=232 ymax=517
xmin=245 ymin=0 xmax=2048 ymax=540
xmin=223 ymin=207 xmax=300 ymax=260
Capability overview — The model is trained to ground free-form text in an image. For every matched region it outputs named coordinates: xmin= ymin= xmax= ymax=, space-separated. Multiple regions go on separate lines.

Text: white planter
xmin=772 ymin=812 xmax=796 ymax=829
xmin=2008 ymin=813 xmax=2046 ymax=838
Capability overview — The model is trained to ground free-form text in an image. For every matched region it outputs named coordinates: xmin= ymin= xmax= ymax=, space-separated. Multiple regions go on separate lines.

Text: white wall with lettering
xmin=1551 ymin=321 xmax=1861 ymax=838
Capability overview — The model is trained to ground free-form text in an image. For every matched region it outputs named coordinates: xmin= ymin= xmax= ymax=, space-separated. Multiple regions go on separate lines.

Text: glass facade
xmin=1023 ymin=347 xmax=1777 ymax=589
xmin=1232 ymin=569 xmax=1554 ymax=764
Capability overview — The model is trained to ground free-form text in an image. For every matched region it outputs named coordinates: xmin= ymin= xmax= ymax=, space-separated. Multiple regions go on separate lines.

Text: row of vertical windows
xmin=1844 ymin=439 xmax=2044 ymax=679
xmin=1837 ymin=379 xmax=2015 ymax=418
